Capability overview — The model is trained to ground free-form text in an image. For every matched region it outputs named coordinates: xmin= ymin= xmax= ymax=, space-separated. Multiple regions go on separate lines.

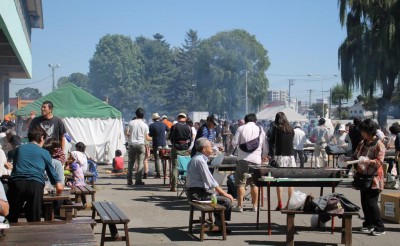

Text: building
xmin=348 ymin=102 xmax=375 ymax=118
xmin=0 ymin=0 xmax=43 ymax=117
xmin=267 ymin=89 xmax=288 ymax=103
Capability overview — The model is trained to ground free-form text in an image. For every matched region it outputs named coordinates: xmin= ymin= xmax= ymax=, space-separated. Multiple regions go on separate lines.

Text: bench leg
xmin=286 ymin=214 xmax=295 ymax=246
xmin=220 ymin=211 xmax=226 ymax=240
xmin=200 ymin=212 xmax=206 ymax=241
xmin=124 ymin=223 xmax=130 ymax=246
xmin=189 ymin=205 xmax=194 ymax=233
xmin=342 ymin=215 xmax=352 ymax=246
xmin=101 ymin=223 xmax=107 ymax=246
xmin=64 ymin=208 xmax=73 ymax=221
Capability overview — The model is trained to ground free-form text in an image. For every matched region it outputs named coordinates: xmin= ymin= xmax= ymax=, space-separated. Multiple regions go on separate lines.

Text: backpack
xmin=87 ymin=159 xmax=98 ymax=183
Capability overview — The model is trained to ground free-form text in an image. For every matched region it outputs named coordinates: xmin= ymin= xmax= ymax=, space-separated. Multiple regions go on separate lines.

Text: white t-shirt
xmin=0 ymin=149 xmax=7 ymax=176
xmin=127 ymin=119 xmax=149 ymax=145
xmin=293 ymin=128 xmax=306 ymax=150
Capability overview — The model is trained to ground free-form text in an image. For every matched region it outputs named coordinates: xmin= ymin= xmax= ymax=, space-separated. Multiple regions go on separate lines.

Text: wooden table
xmin=256 ymin=177 xmax=348 ymax=235
xmin=42 ymin=189 xmax=71 ymax=221
xmin=159 ymin=148 xmax=172 ymax=186
xmin=1 ymin=222 xmax=97 ymax=245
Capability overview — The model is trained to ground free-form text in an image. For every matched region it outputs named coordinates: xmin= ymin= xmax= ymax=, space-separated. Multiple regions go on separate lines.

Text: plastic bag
xmin=288 ymin=190 xmax=307 ymax=210
xmin=337 ymin=155 xmax=347 ymax=168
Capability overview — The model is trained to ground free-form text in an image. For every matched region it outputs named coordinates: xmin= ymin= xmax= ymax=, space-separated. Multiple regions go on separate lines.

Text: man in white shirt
xmin=232 ymin=114 xmax=269 ymax=212
xmin=293 ymin=122 xmax=307 ymax=168
xmin=125 ymin=108 xmax=152 ymax=186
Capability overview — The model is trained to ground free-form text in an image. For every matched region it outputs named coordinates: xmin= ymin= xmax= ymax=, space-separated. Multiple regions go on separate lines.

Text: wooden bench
xmin=60 ymin=202 xmax=84 ymax=220
xmin=188 ymin=201 xmax=227 ymax=241
xmin=92 ymin=201 xmax=130 ymax=246
xmin=281 ymin=210 xmax=359 ymax=246
xmin=71 ymin=184 xmax=96 ymax=205
xmin=11 ymin=219 xmax=97 ymax=227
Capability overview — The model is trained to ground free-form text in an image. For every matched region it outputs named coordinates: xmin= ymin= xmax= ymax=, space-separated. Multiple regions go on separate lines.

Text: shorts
xmin=235 ymin=160 xmax=257 ymax=187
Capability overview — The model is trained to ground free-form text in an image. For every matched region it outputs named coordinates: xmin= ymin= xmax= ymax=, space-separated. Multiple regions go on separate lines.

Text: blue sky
xmin=11 ymin=0 xmax=354 ymax=105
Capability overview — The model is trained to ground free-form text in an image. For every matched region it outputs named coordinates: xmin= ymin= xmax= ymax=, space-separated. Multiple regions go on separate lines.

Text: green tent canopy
xmin=15 ymin=83 xmax=121 ymax=118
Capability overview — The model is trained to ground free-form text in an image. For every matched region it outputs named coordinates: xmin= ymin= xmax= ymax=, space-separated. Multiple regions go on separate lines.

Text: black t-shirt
xmin=29 ymin=115 xmax=66 ymax=141
xmin=149 ymin=121 xmax=168 ymax=147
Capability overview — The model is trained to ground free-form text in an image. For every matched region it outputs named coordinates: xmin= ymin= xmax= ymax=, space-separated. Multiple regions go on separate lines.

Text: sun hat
xmin=338 ymin=124 xmax=346 ymax=131
xmin=177 ymin=113 xmax=187 ymax=118
xmin=152 ymin=113 xmax=161 ymax=120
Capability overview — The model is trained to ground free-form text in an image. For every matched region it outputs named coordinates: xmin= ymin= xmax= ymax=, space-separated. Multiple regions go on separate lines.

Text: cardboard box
xmin=380 ymin=192 xmax=400 ymax=224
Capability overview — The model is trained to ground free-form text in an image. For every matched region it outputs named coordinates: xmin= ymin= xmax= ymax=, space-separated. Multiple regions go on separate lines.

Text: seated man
xmin=186 ymin=137 xmax=234 ymax=231
xmin=0 ymin=181 xmax=9 ymax=228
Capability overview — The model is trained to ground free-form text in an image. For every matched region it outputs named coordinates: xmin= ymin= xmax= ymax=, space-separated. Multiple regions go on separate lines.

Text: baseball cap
xmin=177 ymin=113 xmax=187 ymax=118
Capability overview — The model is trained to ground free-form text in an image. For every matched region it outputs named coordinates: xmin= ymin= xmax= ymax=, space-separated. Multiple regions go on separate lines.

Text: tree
xmin=194 ymin=29 xmax=270 ymax=118
xmin=331 ymin=84 xmax=352 ymax=119
xmin=57 ymin=73 xmax=90 ymax=92
xmin=338 ymin=0 xmax=400 ymax=128
xmin=15 ymin=87 xmax=42 ymax=99
xmin=88 ymin=34 xmax=143 ymax=116
xmin=310 ymin=103 xmax=328 ymax=119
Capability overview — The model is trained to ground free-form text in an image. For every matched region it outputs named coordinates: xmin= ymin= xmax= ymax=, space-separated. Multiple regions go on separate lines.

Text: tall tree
xmin=15 ymin=87 xmax=42 ymax=99
xmin=338 ymin=0 xmax=400 ymax=128
xmin=331 ymin=84 xmax=352 ymax=119
xmin=195 ymin=29 xmax=270 ymax=118
xmin=57 ymin=73 xmax=90 ymax=92
xmin=88 ymin=34 xmax=143 ymax=116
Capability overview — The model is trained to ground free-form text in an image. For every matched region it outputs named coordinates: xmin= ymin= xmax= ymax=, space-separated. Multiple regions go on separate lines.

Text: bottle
xmin=211 ymin=193 xmax=217 ymax=206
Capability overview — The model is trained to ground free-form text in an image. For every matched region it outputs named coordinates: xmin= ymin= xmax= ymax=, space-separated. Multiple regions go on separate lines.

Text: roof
xmin=15 ymin=83 xmax=121 ymax=118
xmin=256 ymin=106 xmax=308 ymax=122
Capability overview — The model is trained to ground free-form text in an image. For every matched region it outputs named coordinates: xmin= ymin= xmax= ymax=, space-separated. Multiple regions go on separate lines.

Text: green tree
xmin=57 ymin=73 xmax=90 ymax=92
xmin=338 ymin=0 xmax=400 ymax=128
xmin=310 ymin=103 xmax=328 ymax=119
xmin=135 ymin=34 xmax=178 ymax=113
xmin=15 ymin=87 xmax=42 ymax=99
xmin=195 ymin=29 xmax=270 ymax=118
xmin=88 ymin=34 xmax=143 ymax=116
xmin=331 ymin=84 xmax=352 ymax=119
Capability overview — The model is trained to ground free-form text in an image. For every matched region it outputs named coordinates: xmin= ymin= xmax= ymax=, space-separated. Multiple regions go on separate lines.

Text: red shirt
xmin=113 ymin=156 xmax=124 ymax=170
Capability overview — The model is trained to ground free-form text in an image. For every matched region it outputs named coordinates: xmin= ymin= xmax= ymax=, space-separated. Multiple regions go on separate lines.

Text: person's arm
xmin=215 ymin=185 xmax=234 ymax=202
xmin=44 ymin=152 xmax=63 ymax=190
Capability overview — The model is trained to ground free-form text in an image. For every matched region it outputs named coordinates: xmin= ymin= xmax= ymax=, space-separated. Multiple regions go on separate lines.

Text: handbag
xmin=352 ymin=173 xmax=374 ymax=191
xmin=239 ymin=126 xmax=261 ymax=153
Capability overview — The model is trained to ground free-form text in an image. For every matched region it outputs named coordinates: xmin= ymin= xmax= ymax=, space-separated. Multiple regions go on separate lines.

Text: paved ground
xmin=82 ymin=158 xmax=400 ymax=246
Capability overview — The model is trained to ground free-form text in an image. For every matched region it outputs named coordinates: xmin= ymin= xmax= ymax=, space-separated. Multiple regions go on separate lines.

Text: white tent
xmin=256 ymin=106 xmax=308 ymax=122
xmin=15 ymin=83 xmax=126 ymax=164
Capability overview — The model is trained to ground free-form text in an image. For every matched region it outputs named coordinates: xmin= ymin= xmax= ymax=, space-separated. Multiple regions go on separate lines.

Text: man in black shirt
xmin=169 ymin=113 xmax=192 ymax=192
xmin=149 ymin=113 xmax=169 ymax=178
xmin=29 ymin=101 xmax=66 ymax=151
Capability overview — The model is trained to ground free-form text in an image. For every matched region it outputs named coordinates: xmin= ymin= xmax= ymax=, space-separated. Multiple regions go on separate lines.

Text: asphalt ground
xmin=82 ymin=157 xmax=400 ymax=246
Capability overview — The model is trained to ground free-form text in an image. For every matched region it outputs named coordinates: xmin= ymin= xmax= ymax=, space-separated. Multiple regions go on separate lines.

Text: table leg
xmin=162 ymin=159 xmax=167 ymax=185
xmin=287 ymin=213 xmax=295 ymax=246
xmin=343 ymin=214 xmax=352 ymax=246
xmin=268 ymin=183 xmax=271 ymax=236
xmin=256 ymin=185 xmax=261 ymax=229
xmin=43 ymin=202 xmax=54 ymax=221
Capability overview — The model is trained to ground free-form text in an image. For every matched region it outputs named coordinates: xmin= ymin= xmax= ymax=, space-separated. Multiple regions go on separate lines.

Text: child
xmin=112 ymin=149 xmax=124 ymax=173
xmin=66 ymin=151 xmax=87 ymax=206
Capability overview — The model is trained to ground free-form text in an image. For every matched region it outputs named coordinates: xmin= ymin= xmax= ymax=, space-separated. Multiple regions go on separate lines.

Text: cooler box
xmin=380 ymin=192 xmax=400 ymax=223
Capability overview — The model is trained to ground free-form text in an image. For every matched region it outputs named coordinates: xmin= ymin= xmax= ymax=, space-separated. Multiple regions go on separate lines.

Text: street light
xmin=48 ymin=64 xmax=61 ymax=91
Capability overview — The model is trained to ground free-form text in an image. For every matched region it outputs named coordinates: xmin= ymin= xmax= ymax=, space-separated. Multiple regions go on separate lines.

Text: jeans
xmin=294 ymin=149 xmax=305 ymax=168
xmin=127 ymin=144 xmax=145 ymax=184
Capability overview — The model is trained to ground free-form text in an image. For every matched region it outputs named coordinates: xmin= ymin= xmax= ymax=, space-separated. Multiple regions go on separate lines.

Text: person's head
xmin=43 ymin=138 xmax=61 ymax=155
xmin=275 ymin=112 xmax=293 ymax=133
xmin=4 ymin=115 xmax=10 ymax=122
xmin=195 ymin=137 xmax=213 ymax=156
xmin=294 ymin=122 xmax=301 ymax=129
xmin=9 ymin=135 xmax=21 ymax=148
xmin=244 ymin=113 xmax=257 ymax=124
xmin=115 ymin=149 xmax=122 ymax=157
xmin=28 ymin=126 xmax=47 ymax=145
xmin=338 ymin=124 xmax=346 ymax=134
xmin=206 ymin=114 xmax=219 ymax=129
xmin=359 ymin=119 xmax=377 ymax=139
xmin=389 ymin=122 xmax=400 ymax=135
xmin=318 ymin=118 xmax=326 ymax=126
xmin=238 ymin=119 xmax=245 ymax=126
xmin=41 ymin=101 xmax=54 ymax=118
xmin=353 ymin=117 xmax=362 ymax=126
xmin=194 ymin=122 xmax=200 ymax=129
xmin=186 ymin=119 xmax=193 ymax=127
xmin=177 ymin=113 xmax=187 ymax=122
xmin=161 ymin=115 xmax=168 ymax=120
xmin=135 ymin=108 xmax=145 ymax=119
xmin=75 ymin=142 xmax=86 ymax=152
xmin=152 ymin=113 xmax=161 ymax=122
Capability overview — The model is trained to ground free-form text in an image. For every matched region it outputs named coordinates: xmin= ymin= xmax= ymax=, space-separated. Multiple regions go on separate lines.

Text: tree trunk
xmin=377 ymin=76 xmax=396 ymax=129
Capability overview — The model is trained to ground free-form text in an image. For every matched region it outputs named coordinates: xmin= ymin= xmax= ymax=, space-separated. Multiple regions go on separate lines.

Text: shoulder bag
xmin=239 ymin=126 xmax=261 ymax=153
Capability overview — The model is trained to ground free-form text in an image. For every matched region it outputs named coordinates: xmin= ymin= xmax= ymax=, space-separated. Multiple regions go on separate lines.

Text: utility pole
xmin=306 ymin=89 xmax=314 ymax=119
xmin=288 ymin=79 xmax=295 ymax=108
xmin=48 ymin=64 xmax=61 ymax=91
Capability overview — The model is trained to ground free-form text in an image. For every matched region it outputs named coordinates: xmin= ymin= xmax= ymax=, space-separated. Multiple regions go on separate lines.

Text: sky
xmin=11 ymin=0 xmax=356 ymax=106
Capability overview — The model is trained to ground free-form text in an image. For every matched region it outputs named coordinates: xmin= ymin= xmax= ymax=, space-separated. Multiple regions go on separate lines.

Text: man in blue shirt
xmin=7 ymin=126 xmax=63 ymax=222
xmin=186 ymin=137 xmax=233 ymax=231
xmin=191 ymin=114 xmax=219 ymax=157
xmin=149 ymin=113 xmax=169 ymax=178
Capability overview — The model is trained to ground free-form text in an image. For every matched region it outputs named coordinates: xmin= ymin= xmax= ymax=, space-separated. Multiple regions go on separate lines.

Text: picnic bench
xmin=60 ymin=202 xmax=84 ymax=220
xmin=188 ymin=201 xmax=227 ymax=241
xmin=281 ymin=210 xmax=359 ymax=246
xmin=71 ymin=184 xmax=96 ymax=205
xmin=92 ymin=201 xmax=130 ymax=246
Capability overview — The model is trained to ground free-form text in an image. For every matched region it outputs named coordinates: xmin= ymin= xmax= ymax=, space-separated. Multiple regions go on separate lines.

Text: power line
xmin=11 ymin=75 xmax=52 ymax=85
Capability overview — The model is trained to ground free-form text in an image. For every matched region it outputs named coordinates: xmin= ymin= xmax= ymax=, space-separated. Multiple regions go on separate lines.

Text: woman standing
xmin=348 ymin=119 xmax=385 ymax=236
xmin=270 ymin=112 xmax=296 ymax=210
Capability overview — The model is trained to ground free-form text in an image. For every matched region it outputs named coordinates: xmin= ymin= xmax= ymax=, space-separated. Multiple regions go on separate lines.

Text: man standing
xmin=126 ymin=108 xmax=151 ymax=186
xmin=186 ymin=137 xmax=234 ymax=231
xmin=169 ymin=113 xmax=192 ymax=192
xmin=149 ymin=113 xmax=168 ymax=178
xmin=29 ymin=101 xmax=66 ymax=151
xmin=293 ymin=122 xmax=307 ymax=168
xmin=310 ymin=118 xmax=330 ymax=168
xmin=232 ymin=113 xmax=269 ymax=212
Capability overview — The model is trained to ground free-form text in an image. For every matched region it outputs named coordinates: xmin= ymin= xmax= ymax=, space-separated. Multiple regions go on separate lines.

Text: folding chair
xmin=177 ymin=155 xmax=191 ymax=197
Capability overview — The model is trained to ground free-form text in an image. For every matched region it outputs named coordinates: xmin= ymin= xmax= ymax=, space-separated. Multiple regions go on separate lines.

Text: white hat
xmin=294 ymin=122 xmax=301 ymax=128
xmin=177 ymin=113 xmax=187 ymax=118
xmin=338 ymin=124 xmax=346 ymax=131
xmin=152 ymin=113 xmax=161 ymax=120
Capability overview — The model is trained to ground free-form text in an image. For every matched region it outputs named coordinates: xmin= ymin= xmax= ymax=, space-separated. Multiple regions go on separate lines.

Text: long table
xmin=1 ymin=222 xmax=97 ymax=245
xmin=256 ymin=177 xmax=347 ymax=235
xmin=42 ymin=189 xmax=71 ymax=221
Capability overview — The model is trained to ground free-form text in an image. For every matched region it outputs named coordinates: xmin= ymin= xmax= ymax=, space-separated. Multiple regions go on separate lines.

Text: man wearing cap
xmin=169 ymin=113 xmax=192 ymax=192
xmin=161 ymin=115 xmax=173 ymax=130
xmin=190 ymin=114 xmax=219 ymax=157
xmin=149 ymin=113 xmax=169 ymax=178
xmin=293 ymin=122 xmax=307 ymax=168
xmin=126 ymin=108 xmax=152 ymax=186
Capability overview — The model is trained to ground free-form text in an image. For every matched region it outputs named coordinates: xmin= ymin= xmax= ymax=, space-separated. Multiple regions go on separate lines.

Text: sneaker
xmin=252 ymin=206 xmax=258 ymax=212
xmin=371 ymin=231 xmax=385 ymax=236
xmin=232 ymin=206 xmax=243 ymax=212
xmin=360 ymin=227 xmax=374 ymax=233
xmin=135 ymin=181 xmax=145 ymax=186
